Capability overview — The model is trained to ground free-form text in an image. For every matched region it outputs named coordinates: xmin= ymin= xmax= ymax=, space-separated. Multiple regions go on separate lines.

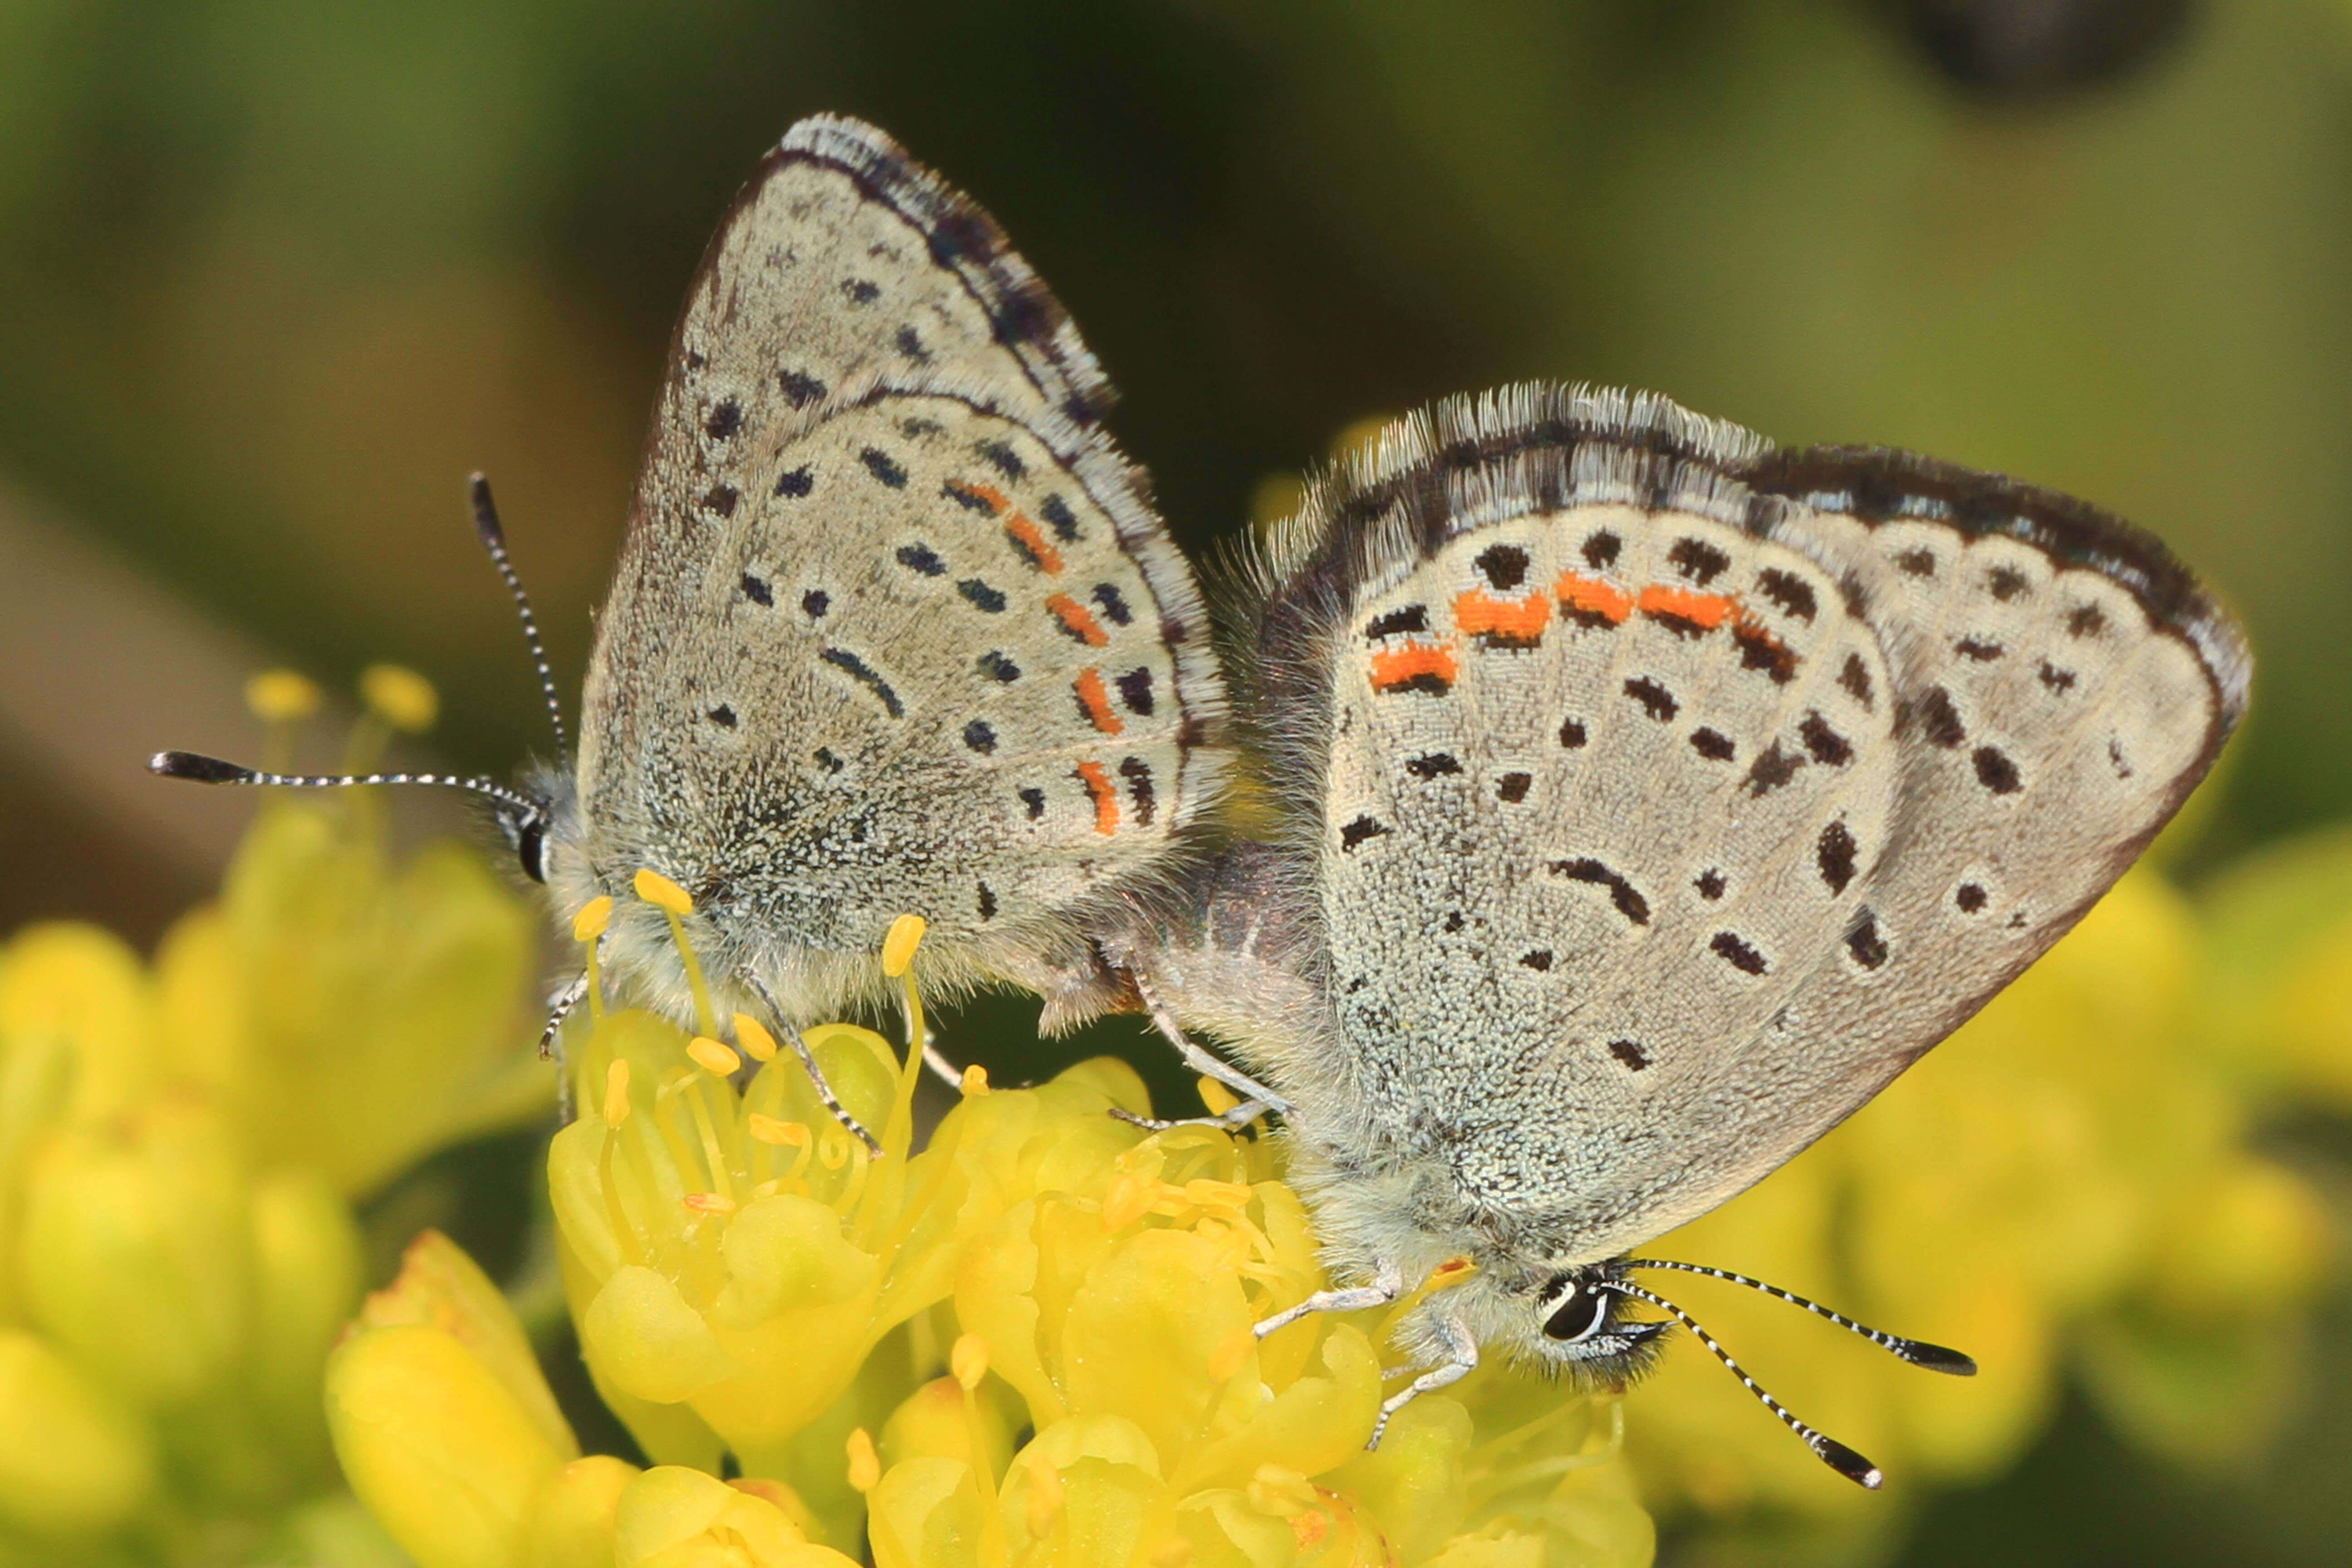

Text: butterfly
xmin=152 ymin=118 xmax=2249 ymax=1485
xmin=1103 ymin=383 xmax=2249 ymax=1479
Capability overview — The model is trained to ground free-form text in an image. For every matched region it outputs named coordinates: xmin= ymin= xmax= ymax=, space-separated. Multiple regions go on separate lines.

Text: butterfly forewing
xmin=568 ymin=116 xmax=1225 ymax=1018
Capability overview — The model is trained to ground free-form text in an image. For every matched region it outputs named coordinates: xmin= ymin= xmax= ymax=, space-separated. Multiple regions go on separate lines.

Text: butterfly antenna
xmin=1597 ymin=1277 xmax=1885 ymax=1490
xmin=468 ymin=473 xmax=568 ymax=760
xmin=1625 ymin=1259 xmax=1976 ymax=1375
xmin=148 ymin=751 xmax=544 ymax=818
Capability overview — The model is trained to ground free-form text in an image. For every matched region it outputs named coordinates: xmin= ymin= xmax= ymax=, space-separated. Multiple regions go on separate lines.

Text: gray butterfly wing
xmin=568 ymin=116 xmax=1226 ymax=1020
xmin=1223 ymin=385 xmax=2242 ymax=1264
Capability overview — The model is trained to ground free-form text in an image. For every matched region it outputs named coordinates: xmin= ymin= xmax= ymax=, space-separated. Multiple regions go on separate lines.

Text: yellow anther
xmin=747 ymin=1114 xmax=808 ymax=1148
xmin=1426 ymin=1256 xmax=1479 ymax=1291
xmin=572 ymin=896 xmax=613 ymax=943
xmin=960 ymin=1063 xmax=990 ymax=1097
xmin=359 ymin=663 xmax=438 ymax=732
xmin=1101 ymin=1171 xmax=1157 ymax=1232
xmin=682 ymin=1192 xmax=737 ymax=1215
xmin=733 ymin=1012 xmax=779 ymax=1063
xmin=245 ymin=669 xmax=321 ymax=722
xmin=951 ymin=1332 xmax=989 ymax=1392
xmin=1209 ymin=1325 xmax=1255 ymax=1382
xmin=845 ymin=1427 xmax=881 ymax=1493
xmin=882 ymin=913 xmax=926 ymax=977
xmin=633 ymin=868 xmax=693 ymax=914
xmin=1247 ymin=1464 xmax=1318 ymax=1518
xmin=602 ymin=1059 xmax=631 ymax=1128
xmin=1025 ymin=1460 xmax=1065 ymax=1540
xmin=687 ymin=1037 xmax=740 ymax=1077
xmin=1185 ymin=1178 xmax=1255 ymax=1213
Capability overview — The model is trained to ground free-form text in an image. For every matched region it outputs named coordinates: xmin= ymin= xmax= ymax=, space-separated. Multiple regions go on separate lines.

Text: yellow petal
xmin=528 ymin=1454 xmax=641 ymax=1568
xmin=0 ymin=1329 xmax=157 ymax=1537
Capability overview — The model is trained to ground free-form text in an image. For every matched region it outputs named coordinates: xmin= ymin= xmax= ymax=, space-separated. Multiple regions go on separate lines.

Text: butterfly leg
xmin=1109 ymin=1098 xmax=1280 ymax=1135
xmin=1130 ymin=969 xmax=1294 ymax=1116
xmin=745 ymin=975 xmax=886 ymax=1156
xmin=539 ymin=970 xmax=590 ymax=1124
xmin=1253 ymin=1257 xmax=1405 ymax=1339
xmin=1367 ymin=1316 xmax=1478 ymax=1449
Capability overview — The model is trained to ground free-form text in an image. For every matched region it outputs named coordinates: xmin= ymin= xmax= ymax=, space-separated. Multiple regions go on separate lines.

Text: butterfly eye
xmin=1539 ymin=1278 xmax=1607 ymax=1343
xmin=516 ymin=817 xmax=548 ymax=884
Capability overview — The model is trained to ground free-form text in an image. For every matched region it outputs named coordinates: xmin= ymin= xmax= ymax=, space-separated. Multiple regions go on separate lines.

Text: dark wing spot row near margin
xmin=977 ymin=882 xmax=997 ymax=920
xmin=977 ymin=439 xmax=1024 ymax=479
xmin=775 ymin=466 xmax=813 ymax=498
xmin=959 ymin=579 xmax=1006 ymax=612
xmin=1846 ymin=911 xmax=1888 ymax=970
xmin=1755 ymin=568 xmax=1817 ymax=622
xmin=1405 ymin=752 xmax=1461 ymax=779
xmin=1894 ymin=548 xmax=1936 ymax=577
xmin=705 ymin=400 xmax=742 ymax=439
xmin=818 ymin=647 xmax=903 ymax=718
xmin=740 ymin=573 xmax=773 ymax=606
xmin=860 ymin=448 xmax=908 ymax=488
xmin=1120 ymin=757 xmax=1156 ymax=826
xmin=941 ymin=480 xmax=993 ymax=514
xmin=1366 ymin=605 xmax=1428 ymax=639
xmin=1669 ymin=537 xmax=1730 ymax=585
xmin=1583 ymin=532 xmax=1622 ymax=568
xmin=1987 ymin=566 xmax=2030 ymax=601
xmin=1042 ymin=495 xmax=1082 ymax=542
xmin=780 ymin=370 xmax=827 ymax=407
xmin=1817 ymin=820 xmax=1857 ymax=894
xmin=1955 ymin=636 xmax=2004 ymax=661
xmin=1690 ymin=728 xmax=1735 ymax=762
xmin=2039 ymin=660 xmax=2077 ymax=692
xmin=1092 ymin=583 xmax=1132 ymax=624
xmin=1476 ymin=544 xmax=1530 ymax=590
xmin=1340 ymin=814 xmax=1389 ymax=851
xmin=1710 ymin=931 xmax=1768 ymax=975
xmin=1734 ymin=623 xmax=1798 ymax=683
xmin=1116 ymin=669 xmax=1154 ymax=714
xmin=1552 ymin=858 xmax=1650 ymax=925
xmin=897 ymin=543 xmax=946 ymax=576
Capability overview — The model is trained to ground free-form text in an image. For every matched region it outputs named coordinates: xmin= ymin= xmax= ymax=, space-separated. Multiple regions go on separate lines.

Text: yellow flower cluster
xmin=328 ymin=882 xmax=1656 ymax=1567
xmin=0 ymin=668 xmax=546 ymax=1563
xmin=1620 ymin=853 xmax=2341 ymax=1551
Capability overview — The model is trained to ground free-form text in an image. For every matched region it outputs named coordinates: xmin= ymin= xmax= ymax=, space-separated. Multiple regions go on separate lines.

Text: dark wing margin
xmin=773 ymin=115 xmax=1114 ymax=428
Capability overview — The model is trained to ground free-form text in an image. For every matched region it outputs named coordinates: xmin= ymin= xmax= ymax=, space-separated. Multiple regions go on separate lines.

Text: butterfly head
xmin=1524 ymin=1264 xmax=1670 ymax=1378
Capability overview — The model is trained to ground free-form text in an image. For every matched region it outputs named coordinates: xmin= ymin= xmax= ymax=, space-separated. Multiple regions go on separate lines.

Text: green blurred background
xmin=1 ymin=0 xmax=2348 ymax=1562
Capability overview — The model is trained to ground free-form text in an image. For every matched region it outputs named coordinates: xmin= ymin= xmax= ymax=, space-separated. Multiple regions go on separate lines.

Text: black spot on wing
xmin=958 ymin=579 xmax=1007 ymax=613
xmin=701 ymin=485 xmax=738 ymax=518
xmin=1744 ymin=742 xmax=1804 ymax=796
xmin=1552 ymin=858 xmax=1650 ymax=925
xmin=1340 ymin=815 xmax=1390 ymax=852
xmin=860 ymin=448 xmax=908 ymax=489
xmin=1838 ymin=652 xmax=1875 ymax=710
xmin=977 ymin=882 xmax=997 ymax=920
xmin=1559 ymin=717 xmax=1588 ymax=749
xmin=897 ymin=543 xmax=946 ymax=576
xmin=1092 ymin=583 xmax=1132 ymax=626
xmin=740 ymin=573 xmax=773 ymax=607
xmin=976 ymin=650 xmax=1021 ymax=682
xmin=1496 ymin=772 xmax=1532 ymax=803
xmin=704 ymin=400 xmax=742 ymax=439
xmin=1690 ymin=728 xmax=1735 ymax=762
xmin=1799 ymin=711 xmax=1853 ymax=766
xmin=775 ymin=466 xmax=813 ymax=498
xmin=1973 ymin=745 xmax=2023 ymax=794
xmin=1519 ymin=950 xmax=1553 ymax=971
xmin=2039 ymin=660 xmax=2078 ymax=693
xmin=1366 ymin=605 xmax=1428 ymax=639
xmin=1955 ymin=636 xmax=2004 ymax=661
xmin=1405 ymin=752 xmax=1462 ymax=779
xmin=962 ymin=719 xmax=996 ymax=754
xmin=1669 ymin=537 xmax=1730 ymax=585
xmin=1625 ymin=677 xmax=1678 ymax=721
xmin=706 ymin=704 xmax=736 ymax=728
xmin=1909 ymin=686 xmax=1967 ymax=748
xmin=1894 ymin=548 xmax=1936 ymax=577
xmin=1609 ymin=1039 xmax=1651 ymax=1070
xmin=1120 ymin=757 xmax=1156 ymax=827
xmin=780 ymin=370 xmax=826 ymax=407
xmin=1695 ymin=868 xmax=1726 ymax=901
xmin=2069 ymin=603 xmax=2107 ymax=637
xmin=1755 ymin=568 xmax=1817 ymax=622
xmin=801 ymin=589 xmax=829 ymax=618
xmin=819 ymin=647 xmax=903 ymax=717
xmin=1019 ymin=787 xmax=1046 ymax=820
xmin=1956 ymin=882 xmax=1989 ymax=913
xmin=941 ymin=480 xmax=994 ymax=514
xmin=1817 ymin=820 xmax=1857 ymax=895
xmin=1734 ymin=623 xmax=1799 ymax=683
xmin=1583 ymin=532 xmax=1622 ymax=568
xmin=1115 ymin=669 xmax=1154 ymax=714
xmin=1846 ymin=910 xmax=1888 ymax=970
xmin=977 ymin=439 xmax=1025 ymax=480
xmin=1710 ymin=931 xmax=1768 ymax=975
xmin=1476 ymin=544 xmax=1530 ymax=590
xmin=1041 ymin=495 xmax=1081 ymax=542
xmin=1987 ymin=565 xmax=2031 ymax=601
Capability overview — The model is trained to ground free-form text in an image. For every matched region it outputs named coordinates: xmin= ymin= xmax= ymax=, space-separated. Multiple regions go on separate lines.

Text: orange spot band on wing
xmin=1073 ymin=669 xmax=1123 ymax=735
xmin=1074 ymin=760 xmax=1119 ymax=834
xmin=1045 ymin=593 xmax=1109 ymax=647
xmin=1369 ymin=640 xmax=1459 ymax=694
xmin=1637 ymin=584 xmax=1737 ymax=629
xmin=1453 ymin=588 xmax=1552 ymax=645
xmin=1004 ymin=513 xmax=1064 ymax=574
xmin=1555 ymin=571 xmax=1634 ymax=623
xmin=963 ymin=482 xmax=1010 ymax=513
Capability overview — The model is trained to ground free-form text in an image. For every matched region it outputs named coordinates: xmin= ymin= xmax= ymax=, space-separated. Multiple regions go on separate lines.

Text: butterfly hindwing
xmin=1236 ymin=385 xmax=2244 ymax=1262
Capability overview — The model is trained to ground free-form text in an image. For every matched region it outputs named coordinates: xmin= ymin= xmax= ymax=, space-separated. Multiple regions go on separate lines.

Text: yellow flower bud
xmin=327 ymin=1323 xmax=571 ymax=1568
xmin=246 ymin=668 xmax=323 ymax=723
xmin=359 ymin=1232 xmax=580 ymax=1462
xmin=612 ymin=1464 xmax=855 ymax=1568
xmin=248 ymin=1170 xmax=365 ymax=1424
xmin=360 ymin=663 xmax=439 ymax=732
xmin=0 ymin=1329 xmax=157 ymax=1537
xmin=528 ymin=1454 xmax=640 ymax=1568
